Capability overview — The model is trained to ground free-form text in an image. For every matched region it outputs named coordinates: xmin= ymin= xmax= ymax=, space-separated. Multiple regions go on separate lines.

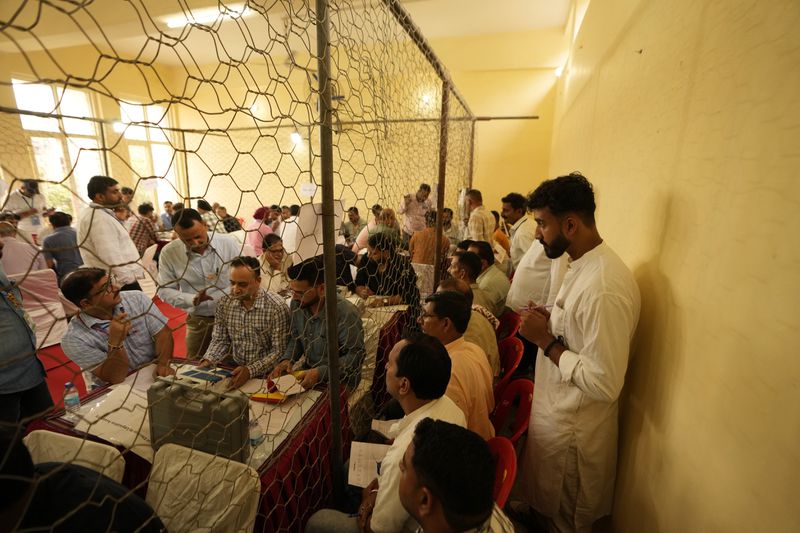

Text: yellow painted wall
xmin=548 ymin=0 xmax=800 ymax=531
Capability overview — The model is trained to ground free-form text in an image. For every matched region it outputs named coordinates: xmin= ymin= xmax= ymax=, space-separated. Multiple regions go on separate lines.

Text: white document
xmin=348 ymin=441 xmax=391 ymax=488
xmin=270 ymin=374 xmax=305 ymax=396
xmin=370 ymin=419 xmax=400 ymax=440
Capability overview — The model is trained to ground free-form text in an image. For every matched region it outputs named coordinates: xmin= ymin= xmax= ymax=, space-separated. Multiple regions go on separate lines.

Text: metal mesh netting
xmin=0 ymin=1 xmax=474 ymax=531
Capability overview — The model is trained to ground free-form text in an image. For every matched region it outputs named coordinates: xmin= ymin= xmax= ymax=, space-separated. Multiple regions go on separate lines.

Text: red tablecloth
xmin=28 ymin=386 xmax=352 ymax=533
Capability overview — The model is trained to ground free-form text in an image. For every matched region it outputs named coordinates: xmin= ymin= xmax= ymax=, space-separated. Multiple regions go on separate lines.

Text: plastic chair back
xmin=146 ymin=443 xmax=260 ymax=533
xmin=495 ymin=311 xmax=521 ymax=341
xmin=487 ymin=436 xmax=517 ymax=508
xmin=495 ymin=337 xmax=523 ymax=403
xmin=24 ymin=430 xmax=125 ymax=483
xmin=491 ymin=379 xmax=534 ymax=445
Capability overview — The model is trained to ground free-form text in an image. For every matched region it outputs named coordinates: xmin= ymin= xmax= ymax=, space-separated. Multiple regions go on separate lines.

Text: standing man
xmin=464 ymin=189 xmax=495 ymax=244
xmin=200 ymin=256 xmax=290 ymax=389
xmin=340 ymin=206 xmax=367 ymax=246
xmin=398 ymin=183 xmax=433 ymax=241
xmin=3 ymin=179 xmax=52 ymax=243
xmin=0 ymin=256 xmax=53 ymax=424
xmin=60 ymin=268 xmax=175 ymax=388
xmin=42 ymin=212 xmax=83 ymax=283
xmin=408 ymin=210 xmax=450 ymax=266
xmin=419 ymin=291 xmax=494 ymax=440
xmin=270 ymin=257 xmax=365 ymax=390
xmin=280 ymin=204 xmax=300 ymax=254
xmin=160 ymin=201 xmax=174 ymax=231
xmin=518 ymin=173 xmax=641 ymax=532
xmin=77 ymin=176 xmax=144 ymax=291
xmin=157 ymin=208 xmax=240 ymax=358
xmin=501 ymin=192 xmax=538 ymax=272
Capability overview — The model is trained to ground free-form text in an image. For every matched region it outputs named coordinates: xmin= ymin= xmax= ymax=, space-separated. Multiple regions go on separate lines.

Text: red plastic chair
xmin=487 ymin=437 xmax=517 ymax=508
xmin=495 ymin=337 xmax=523 ymax=403
xmin=495 ymin=311 xmax=521 ymax=341
xmin=491 ymin=378 xmax=534 ymax=445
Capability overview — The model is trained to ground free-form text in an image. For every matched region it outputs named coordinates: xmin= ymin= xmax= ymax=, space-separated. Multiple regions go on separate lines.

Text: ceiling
xmin=0 ymin=0 xmax=573 ymax=68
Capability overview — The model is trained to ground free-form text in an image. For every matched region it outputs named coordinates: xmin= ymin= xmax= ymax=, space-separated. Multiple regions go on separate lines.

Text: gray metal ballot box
xmin=148 ymin=376 xmax=250 ymax=463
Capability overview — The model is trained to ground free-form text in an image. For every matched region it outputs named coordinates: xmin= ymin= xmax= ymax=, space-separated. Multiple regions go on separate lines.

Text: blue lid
xmin=64 ymin=381 xmax=74 ymax=388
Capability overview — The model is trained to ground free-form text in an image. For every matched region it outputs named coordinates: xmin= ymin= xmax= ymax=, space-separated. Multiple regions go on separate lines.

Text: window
xmin=11 ymin=79 xmax=103 ymax=214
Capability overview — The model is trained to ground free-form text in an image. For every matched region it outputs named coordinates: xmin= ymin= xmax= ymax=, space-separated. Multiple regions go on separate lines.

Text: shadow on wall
xmin=612 ymin=194 xmax=688 ymax=532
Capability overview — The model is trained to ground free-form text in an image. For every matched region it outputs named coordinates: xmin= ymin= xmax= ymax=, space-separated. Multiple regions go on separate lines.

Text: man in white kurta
xmin=519 ymin=173 xmax=640 ymax=532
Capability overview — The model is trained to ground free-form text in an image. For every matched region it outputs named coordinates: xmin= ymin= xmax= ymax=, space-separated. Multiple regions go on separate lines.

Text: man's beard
xmin=299 ymin=293 xmax=320 ymax=309
xmin=541 ymin=234 xmax=570 ymax=259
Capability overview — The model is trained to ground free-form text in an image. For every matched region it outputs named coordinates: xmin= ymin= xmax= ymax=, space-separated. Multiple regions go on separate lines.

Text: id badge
xmin=31 ymin=215 xmax=41 ymax=226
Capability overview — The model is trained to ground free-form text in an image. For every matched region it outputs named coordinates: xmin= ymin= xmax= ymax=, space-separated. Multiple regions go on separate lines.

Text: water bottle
xmin=249 ymin=418 xmax=265 ymax=448
xmin=63 ymin=382 xmax=80 ymax=423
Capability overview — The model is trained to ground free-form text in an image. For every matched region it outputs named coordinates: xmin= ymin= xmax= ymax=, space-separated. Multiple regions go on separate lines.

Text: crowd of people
xmin=1 ymin=172 xmax=641 ymax=532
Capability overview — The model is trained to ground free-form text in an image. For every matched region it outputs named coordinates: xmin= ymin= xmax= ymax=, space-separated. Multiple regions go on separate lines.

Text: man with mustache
xmin=199 ymin=256 xmax=290 ymax=389
xmin=157 ymin=208 xmax=241 ymax=357
xmin=517 ymin=173 xmax=641 ymax=532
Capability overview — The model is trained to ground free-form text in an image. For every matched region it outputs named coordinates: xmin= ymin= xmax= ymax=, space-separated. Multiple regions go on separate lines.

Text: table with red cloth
xmin=28 ymin=381 xmax=351 ymax=533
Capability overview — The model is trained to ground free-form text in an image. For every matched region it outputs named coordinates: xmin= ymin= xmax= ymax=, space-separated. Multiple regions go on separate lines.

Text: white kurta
xmin=508 ymin=215 xmax=537 ymax=271
xmin=77 ymin=203 xmax=143 ymax=285
xmin=521 ymin=242 xmax=640 ymax=527
xmin=4 ymin=190 xmax=47 ymax=235
xmin=505 ymin=239 xmax=551 ymax=312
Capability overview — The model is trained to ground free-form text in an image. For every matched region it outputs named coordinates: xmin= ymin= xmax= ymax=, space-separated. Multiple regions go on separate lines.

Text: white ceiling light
xmin=164 ymin=4 xmax=251 ymax=29
xmin=290 ymin=131 xmax=303 ymax=145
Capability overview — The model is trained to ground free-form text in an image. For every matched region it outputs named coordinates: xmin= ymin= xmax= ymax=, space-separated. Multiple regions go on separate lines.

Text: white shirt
xmin=157 ymin=233 xmax=240 ymax=316
xmin=505 ymin=240 xmax=551 ymax=312
xmin=371 ymin=396 xmax=466 ymax=533
xmin=4 ymin=190 xmax=47 ymax=235
xmin=0 ymin=236 xmax=46 ymax=275
xmin=508 ymin=215 xmax=537 ymax=271
xmin=77 ymin=203 xmax=143 ymax=285
xmin=279 ymin=215 xmax=299 ymax=254
xmin=398 ymin=195 xmax=433 ymax=235
xmin=521 ymin=242 xmax=640 ymax=526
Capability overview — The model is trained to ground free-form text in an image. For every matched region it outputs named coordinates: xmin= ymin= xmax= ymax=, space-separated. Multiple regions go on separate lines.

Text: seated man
xmin=399 ymin=418 xmax=515 ymax=533
xmin=419 ymin=291 xmax=494 ymax=440
xmin=0 ymin=221 xmax=46 ymax=275
xmin=42 ymin=211 xmax=83 ymax=283
xmin=468 ymin=240 xmax=510 ymax=318
xmin=306 ymin=334 xmax=466 ymax=533
xmin=200 ymin=256 xmax=290 ymax=389
xmin=258 ymin=233 xmax=293 ymax=295
xmin=437 ymin=278 xmax=501 ymax=377
xmin=61 ymin=268 xmax=175 ymax=387
xmin=270 ymin=257 xmax=366 ymax=390
xmin=355 ymin=231 xmax=420 ymax=313
xmin=447 ymin=251 xmax=493 ymax=313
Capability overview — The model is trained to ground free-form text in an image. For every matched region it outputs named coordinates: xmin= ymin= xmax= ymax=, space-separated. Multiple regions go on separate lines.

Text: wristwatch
xmin=544 ymin=336 xmax=565 ymax=359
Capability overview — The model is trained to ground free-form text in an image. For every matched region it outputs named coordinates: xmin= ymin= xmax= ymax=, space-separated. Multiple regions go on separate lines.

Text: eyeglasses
xmin=419 ymin=312 xmax=439 ymax=320
xmin=267 ymin=247 xmax=285 ymax=255
xmin=89 ymin=275 xmax=117 ymax=298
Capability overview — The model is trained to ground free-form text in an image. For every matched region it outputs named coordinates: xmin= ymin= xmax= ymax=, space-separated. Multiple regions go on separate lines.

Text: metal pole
xmin=432 ymin=82 xmax=450 ymax=291
xmin=315 ymin=0 xmax=345 ymax=507
xmin=98 ymin=122 xmax=110 ymax=175
xmin=180 ymin=131 xmax=191 ymax=202
xmin=468 ymin=120 xmax=476 ymax=190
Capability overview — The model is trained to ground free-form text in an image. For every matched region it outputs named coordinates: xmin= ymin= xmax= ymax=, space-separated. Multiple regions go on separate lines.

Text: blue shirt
xmin=0 ymin=265 xmax=44 ymax=394
xmin=160 ymin=212 xmax=173 ymax=231
xmin=157 ymin=234 xmax=241 ymax=317
xmin=42 ymin=226 xmax=83 ymax=281
xmin=61 ymin=291 xmax=168 ymax=388
xmin=280 ymin=295 xmax=365 ymax=388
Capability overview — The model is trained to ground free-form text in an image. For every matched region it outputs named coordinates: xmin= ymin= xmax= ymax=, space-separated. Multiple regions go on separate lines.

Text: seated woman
xmin=355 ymin=231 xmax=420 ymax=315
xmin=259 ymin=233 xmax=293 ymax=295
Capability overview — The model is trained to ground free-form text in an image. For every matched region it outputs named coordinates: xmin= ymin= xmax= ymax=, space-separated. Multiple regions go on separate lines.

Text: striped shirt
xmin=61 ymin=291 xmax=168 ymax=388
xmin=203 ymin=289 xmax=290 ymax=377
xmin=129 ymin=216 xmax=158 ymax=256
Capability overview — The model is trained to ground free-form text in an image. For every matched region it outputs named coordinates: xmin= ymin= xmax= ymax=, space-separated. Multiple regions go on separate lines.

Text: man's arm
xmin=153 ymin=325 xmax=174 ymax=376
xmin=156 ymin=247 xmax=196 ymax=310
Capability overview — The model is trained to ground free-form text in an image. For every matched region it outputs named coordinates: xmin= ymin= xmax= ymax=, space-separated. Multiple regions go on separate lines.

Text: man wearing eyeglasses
xmin=258 ymin=234 xmax=293 ymax=296
xmin=61 ymin=268 xmax=175 ymax=388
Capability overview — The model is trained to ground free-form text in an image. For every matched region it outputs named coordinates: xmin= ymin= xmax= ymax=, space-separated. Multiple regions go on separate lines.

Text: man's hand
xmin=192 ymin=289 xmax=213 ymax=307
xmin=299 ymin=367 xmax=320 ymax=390
xmin=519 ymin=306 xmax=551 ymax=347
xmin=355 ymin=286 xmax=373 ymax=299
xmin=108 ymin=312 xmax=131 ymax=346
xmin=228 ymin=366 xmax=251 ymax=389
xmin=269 ymin=360 xmax=292 ymax=379
xmin=197 ymin=359 xmax=215 ymax=369
xmin=357 ymin=478 xmax=379 ymax=533
xmin=154 ymin=364 xmax=175 ymax=378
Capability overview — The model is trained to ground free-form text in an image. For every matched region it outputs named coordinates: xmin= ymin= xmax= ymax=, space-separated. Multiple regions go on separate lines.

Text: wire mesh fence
xmin=0 ymin=0 xmax=474 ymax=530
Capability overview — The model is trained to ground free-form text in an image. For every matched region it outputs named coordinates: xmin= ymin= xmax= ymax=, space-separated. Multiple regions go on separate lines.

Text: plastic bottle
xmin=249 ymin=418 xmax=265 ymax=448
xmin=63 ymin=382 xmax=80 ymax=423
